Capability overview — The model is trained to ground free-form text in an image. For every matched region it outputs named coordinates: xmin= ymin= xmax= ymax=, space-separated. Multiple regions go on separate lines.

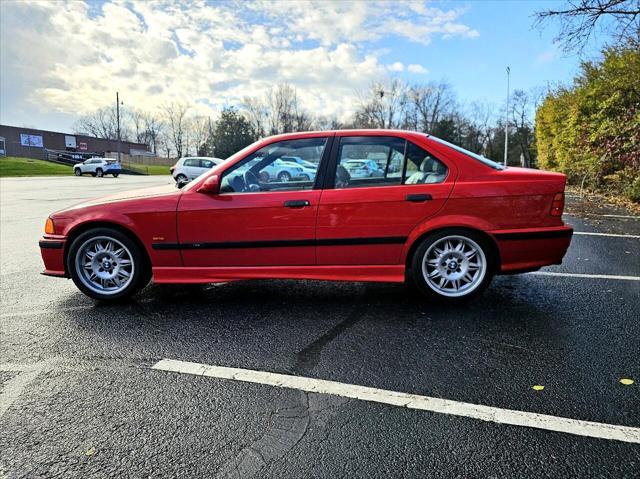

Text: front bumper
xmin=492 ymin=226 xmax=573 ymax=273
xmin=39 ymin=236 xmax=67 ymax=277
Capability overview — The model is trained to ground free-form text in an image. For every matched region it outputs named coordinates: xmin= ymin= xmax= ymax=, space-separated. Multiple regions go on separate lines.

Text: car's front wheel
xmin=67 ymin=228 xmax=150 ymax=301
xmin=112 ymin=172 xmax=119 ymax=178
xmin=278 ymin=171 xmax=291 ymax=182
xmin=411 ymin=229 xmax=493 ymax=302
xmin=74 ymin=168 xmax=82 ymax=176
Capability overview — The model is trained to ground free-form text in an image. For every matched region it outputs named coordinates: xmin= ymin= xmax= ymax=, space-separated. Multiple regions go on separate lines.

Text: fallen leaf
xmin=86 ymin=447 xmax=96 ymax=456
xmin=620 ymin=378 xmax=634 ymax=386
xmin=532 ymin=385 xmax=545 ymax=391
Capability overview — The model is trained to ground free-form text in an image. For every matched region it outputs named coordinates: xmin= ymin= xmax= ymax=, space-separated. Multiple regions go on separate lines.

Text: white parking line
xmin=0 ymin=305 xmax=93 ymax=319
xmin=602 ymin=214 xmax=639 ymax=220
xmin=529 ymin=272 xmax=640 ymax=281
xmin=152 ymin=359 xmax=640 ymax=444
xmin=574 ymin=232 xmax=640 ymax=239
xmin=0 ymin=364 xmax=43 ymax=418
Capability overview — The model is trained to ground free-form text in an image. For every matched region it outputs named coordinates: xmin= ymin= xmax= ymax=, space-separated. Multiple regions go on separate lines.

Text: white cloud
xmin=0 ymin=0 xmax=480 ymax=125
xmin=408 ymin=64 xmax=429 ymax=74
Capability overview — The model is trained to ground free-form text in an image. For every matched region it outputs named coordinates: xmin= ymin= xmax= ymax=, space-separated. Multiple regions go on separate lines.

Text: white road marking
xmin=530 ymin=272 xmax=640 ymax=281
xmin=0 ymin=364 xmax=43 ymax=418
xmin=0 ymin=305 xmax=93 ymax=319
xmin=573 ymin=232 xmax=640 ymax=239
xmin=601 ymin=214 xmax=639 ymax=220
xmin=152 ymin=359 xmax=640 ymax=444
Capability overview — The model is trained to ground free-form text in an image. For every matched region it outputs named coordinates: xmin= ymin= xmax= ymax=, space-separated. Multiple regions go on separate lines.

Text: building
xmin=0 ymin=124 xmax=150 ymax=160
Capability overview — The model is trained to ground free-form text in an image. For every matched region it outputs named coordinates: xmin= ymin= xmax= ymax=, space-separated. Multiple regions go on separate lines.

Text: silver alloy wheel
xmin=421 ymin=235 xmax=487 ymax=298
xmin=75 ymin=236 xmax=135 ymax=295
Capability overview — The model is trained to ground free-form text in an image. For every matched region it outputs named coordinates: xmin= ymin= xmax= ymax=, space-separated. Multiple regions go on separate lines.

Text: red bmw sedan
xmin=39 ymin=130 xmax=572 ymax=303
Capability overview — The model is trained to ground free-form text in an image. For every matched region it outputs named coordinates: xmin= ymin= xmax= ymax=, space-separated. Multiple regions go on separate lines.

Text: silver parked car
xmin=170 ymin=157 xmax=224 ymax=182
xmin=73 ymin=158 xmax=121 ymax=177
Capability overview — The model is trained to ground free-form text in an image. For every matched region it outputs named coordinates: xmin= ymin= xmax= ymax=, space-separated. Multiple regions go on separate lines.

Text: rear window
xmin=429 ymin=136 xmax=504 ymax=170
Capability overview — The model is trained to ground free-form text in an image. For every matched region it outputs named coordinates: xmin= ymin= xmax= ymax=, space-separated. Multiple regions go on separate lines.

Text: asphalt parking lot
xmin=1 ymin=175 xmax=638 ymax=478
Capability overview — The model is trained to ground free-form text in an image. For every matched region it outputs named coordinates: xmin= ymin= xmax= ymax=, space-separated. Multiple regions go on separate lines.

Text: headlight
xmin=45 ymin=217 xmax=55 ymax=234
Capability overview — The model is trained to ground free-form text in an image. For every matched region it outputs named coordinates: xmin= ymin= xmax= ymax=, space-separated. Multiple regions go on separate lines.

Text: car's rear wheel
xmin=278 ymin=171 xmax=291 ymax=182
xmin=74 ymin=168 xmax=82 ymax=176
xmin=411 ymin=229 xmax=493 ymax=302
xmin=175 ymin=174 xmax=188 ymax=183
xmin=96 ymin=168 xmax=104 ymax=177
xmin=67 ymin=228 xmax=150 ymax=301
xmin=112 ymin=172 xmax=119 ymax=178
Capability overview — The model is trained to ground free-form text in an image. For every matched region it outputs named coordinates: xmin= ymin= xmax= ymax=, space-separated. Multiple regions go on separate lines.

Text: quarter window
xmin=333 ymin=137 xmax=447 ymax=188
xmin=220 ymin=137 xmax=327 ymax=193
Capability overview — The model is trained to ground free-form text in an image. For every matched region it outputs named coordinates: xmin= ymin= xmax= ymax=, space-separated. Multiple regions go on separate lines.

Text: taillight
xmin=45 ymin=217 xmax=55 ymax=234
xmin=550 ymin=192 xmax=564 ymax=216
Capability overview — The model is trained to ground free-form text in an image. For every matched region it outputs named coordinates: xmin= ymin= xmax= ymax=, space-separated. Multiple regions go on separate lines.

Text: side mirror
xmin=197 ymin=174 xmax=220 ymax=194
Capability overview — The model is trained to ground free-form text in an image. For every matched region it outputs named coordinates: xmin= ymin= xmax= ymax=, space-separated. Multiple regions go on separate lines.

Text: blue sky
xmin=0 ymin=0 xmax=604 ymax=133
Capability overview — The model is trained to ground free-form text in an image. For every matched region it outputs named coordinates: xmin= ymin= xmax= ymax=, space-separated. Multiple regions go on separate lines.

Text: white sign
xmin=65 ymin=135 xmax=77 ymax=148
xmin=20 ymin=134 xmax=43 ymax=148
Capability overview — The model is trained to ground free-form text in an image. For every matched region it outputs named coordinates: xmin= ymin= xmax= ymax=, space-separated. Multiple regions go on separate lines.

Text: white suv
xmin=170 ymin=157 xmax=224 ymax=182
xmin=73 ymin=158 xmax=121 ymax=177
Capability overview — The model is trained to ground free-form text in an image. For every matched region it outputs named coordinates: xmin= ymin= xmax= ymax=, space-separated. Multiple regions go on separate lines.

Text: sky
xmin=0 ymin=0 xmax=606 ymax=133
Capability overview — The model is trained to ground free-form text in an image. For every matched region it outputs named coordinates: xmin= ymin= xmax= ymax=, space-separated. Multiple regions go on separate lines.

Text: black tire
xmin=410 ymin=228 xmax=494 ymax=303
xmin=74 ymin=168 xmax=82 ymax=176
xmin=67 ymin=227 xmax=151 ymax=301
xmin=96 ymin=168 xmax=104 ymax=177
xmin=175 ymin=174 xmax=188 ymax=183
xmin=112 ymin=172 xmax=119 ymax=178
xmin=278 ymin=171 xmax=291 ymax=182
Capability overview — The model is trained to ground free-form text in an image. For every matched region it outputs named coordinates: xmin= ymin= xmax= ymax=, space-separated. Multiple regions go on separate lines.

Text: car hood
xmin=54 ymin=183 xmax=180 ymax=215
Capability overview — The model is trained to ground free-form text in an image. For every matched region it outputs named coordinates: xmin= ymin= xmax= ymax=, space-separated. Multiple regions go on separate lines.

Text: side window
xmin=183 ymin=159 xmax=197 ymax=167
xmin=200 ymin=159 xmax=214 ymax=169
xmin=220 ymin=137 xmax=327 ymax=193
xmin=403 ymin=142 xmax=448 ymax=185
xmin=334 ymin=137 xmax=405 ymax=189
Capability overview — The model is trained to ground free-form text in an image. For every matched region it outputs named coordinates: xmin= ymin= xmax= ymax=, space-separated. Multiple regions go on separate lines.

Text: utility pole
xmin=503 ymin=67 xmax=510 ymax=167
xmin=116 ymin=92 xmax=122 ymax=162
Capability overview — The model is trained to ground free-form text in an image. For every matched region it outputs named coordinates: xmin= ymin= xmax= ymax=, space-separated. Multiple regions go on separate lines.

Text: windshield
xmin=429 ymin=136 xmax=505 ymax=170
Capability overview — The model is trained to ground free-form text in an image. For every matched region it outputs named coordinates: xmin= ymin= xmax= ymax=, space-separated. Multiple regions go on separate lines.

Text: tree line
xmin=74 ymin=79 xmax=537 ymax=167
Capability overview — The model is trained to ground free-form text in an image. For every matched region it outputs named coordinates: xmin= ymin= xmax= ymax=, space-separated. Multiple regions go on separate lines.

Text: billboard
xmin=20 ymin=134 xmax=44 ymax=148
xmin=65 ymin=135 xmax=77 ymax=148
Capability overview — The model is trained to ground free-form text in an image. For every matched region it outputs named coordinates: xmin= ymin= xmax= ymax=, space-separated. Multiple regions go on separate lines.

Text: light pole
xmin=503 ymin=67 xmax=510 ymax=167
xmin=116 ymin=92 xmax=122 ymax=162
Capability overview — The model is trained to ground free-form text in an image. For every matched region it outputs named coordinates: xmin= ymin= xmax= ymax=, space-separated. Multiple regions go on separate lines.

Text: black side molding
xmin=152 ymin=236 xmax=407 ymax=250
xmin=494 ymin=229 xmax=574 ymax=241
xmin=39 ymin=240 xmax=64 ymax=249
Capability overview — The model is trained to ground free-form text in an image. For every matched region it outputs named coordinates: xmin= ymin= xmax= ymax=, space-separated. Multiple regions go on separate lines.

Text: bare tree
xmin=142 ymin=112 xmax=164 ymax=154
xmin=353 ymin=79 xmax=409 ymax=129
xmin=188 ymin=116 xmax=210 ymax=156
xmin=162 ymin=102 xmax=189 ymax=159
xmin=74 ymin=106 xmax=130 ymax=141
xmin=407 ymin=81 xmax=455 ymax=133
xmin=535 ymin=0 xmax=640 ymax=52
xmin=242 ymin=95 xmax=268 ymax=139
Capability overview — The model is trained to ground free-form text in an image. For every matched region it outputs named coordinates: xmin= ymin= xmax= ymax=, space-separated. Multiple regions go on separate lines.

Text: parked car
xmin=343 ymin=159 xmax=384 ymax=178
xmin=170 ymin=157 xmax=224 ymax=182
xmin=281 ymin=156 xmax=318 ymax=180
xmin=73 ymin=158 xmax=121 ymax=177
xmin=40 ymin=130 xmax=572 ymax=303
xmin=257 ymin=158 xmax=305 ymax=182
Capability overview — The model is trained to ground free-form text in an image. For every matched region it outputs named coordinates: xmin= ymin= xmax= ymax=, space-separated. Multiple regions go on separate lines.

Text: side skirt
xmin=152 ymin=265 xmax=406 ymax=284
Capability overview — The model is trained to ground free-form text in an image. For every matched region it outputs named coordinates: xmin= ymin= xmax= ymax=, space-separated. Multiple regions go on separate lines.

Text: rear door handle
xmin=405 ymin=194 xmax=432 ymax=202
xmin=284 ymin=200 xmax=310 ymax=208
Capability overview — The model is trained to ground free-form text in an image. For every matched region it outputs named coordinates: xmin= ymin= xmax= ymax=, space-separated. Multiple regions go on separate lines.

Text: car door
xmin=316 ymin=134 xmax=456 ymax=265
xmin=177 ymin=136 xmax=332 ymax=267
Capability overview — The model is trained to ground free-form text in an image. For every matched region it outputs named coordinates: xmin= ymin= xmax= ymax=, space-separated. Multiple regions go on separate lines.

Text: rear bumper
xmin=492 ymin=226 xmax=573 ymax=273
xmin=39 ymin=237 xmax=67 ymax=277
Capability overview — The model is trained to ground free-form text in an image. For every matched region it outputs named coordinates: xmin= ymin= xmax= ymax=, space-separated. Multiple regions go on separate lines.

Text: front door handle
xmin=284 ymin=200 xmax=310 ymax=208
xmin=406 ymin=194 xmax=432 ymax=202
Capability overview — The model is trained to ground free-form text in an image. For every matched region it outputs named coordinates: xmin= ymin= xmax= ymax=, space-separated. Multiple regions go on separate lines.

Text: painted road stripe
xmin=530 ymin=272 xmax=640 ymax=281
xmin=152 ymin=359 xmax=640 ymax=444
xmin=601 ymin=214 xmax=639 ymax=220
xmin=573 ymin=231 xmax=640 ymax=239
xmin=0 ymin=305 xmax=93 ymax=319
